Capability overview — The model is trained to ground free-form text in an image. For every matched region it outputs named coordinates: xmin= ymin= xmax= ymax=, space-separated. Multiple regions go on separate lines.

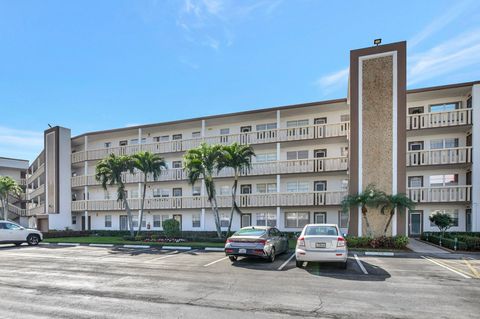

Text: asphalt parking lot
xmin=0 ymin=244 xmax=479 ymax=319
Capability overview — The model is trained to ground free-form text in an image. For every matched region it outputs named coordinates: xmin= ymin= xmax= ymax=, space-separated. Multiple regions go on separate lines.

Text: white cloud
xmin=313 ymin=67 xmax=349 ymax=97
xmin=408 ymin=28 xmax=480 ymax=85
xmin=0 ymin=126 xmax=44 ymax=161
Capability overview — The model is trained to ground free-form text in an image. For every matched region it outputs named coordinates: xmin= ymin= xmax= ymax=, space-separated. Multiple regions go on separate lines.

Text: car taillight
xmin=297 ymin=236 xmax=305 ymax=247
xmin=256 ymin=239 xmax=267 ymax=245
xmin=226 ymin=238 xmax=233 ymax=243
xmin=337 ymin=237 xmax=346 ymax=247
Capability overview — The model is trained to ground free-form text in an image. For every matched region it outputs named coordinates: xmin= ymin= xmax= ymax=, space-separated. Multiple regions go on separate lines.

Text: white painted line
xmin=57 ymin=243 xmax=80 ymax=246
xmin=146 ymin=250 xmax=179 ymax=262
xmin=123 ymin=245 xmax=150 ymax=249
xmin=162 ymin=246 xmax=191 ymax=250
xmin=89 ymin=244 xmax=114 ymax=247
xmin=203 ymin=256 xmax=229 ymax=267
xmin=278 ymin=253 xmax=296 ymax=271
xmin=421 ymin=256 xmax=471 ymax=279
xmin=365 ymin=251 xmax=394 ymax=257
xmin=205 ymin=247 xmax=225 ymax=252
xmin=354 ymin=254 xmax=368 ymax=274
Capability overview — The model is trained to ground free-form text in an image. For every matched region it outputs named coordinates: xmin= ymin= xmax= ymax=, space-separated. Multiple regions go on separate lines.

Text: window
xmin=105 ymin=215 xmax=112 ymax=228
xmin=430 ymin=102 xmax=460 ymax=112
xmin=340 ymin=146 xmax=349 ymax=157
xmin=429 ymin=174 xmax=458 ymax=186
xmin=305 ymin=225 xmax=338 ymax=236
xmin=467 ymin=97 xmax=472 ymax=108
xmin=3 ymin=222 xmax=21 ymax=230
xmin=430 ymin=209 xmax=459 ymax=227
xmin=72 ymin=216 xmax=77 ymax=225
xmin=408 ymin=106 xmax=424 ymax=114
xmin=220 ymin=214 xmax=229 ymax=228
xmin=104 ymin=142 xmax=112 ymax=148
xmin=172 ymin=161 xmax=182 ymax=169
xmin=153 ymin=188 xmax=169 ymax=198
xmin=192 ymin=214 xmax=201 ymax=228
xmin=220 ymin=128 xmax=230 ymax=135
xmin=219 ymin=185 xmax=230 ymax=195
xmin=172 ymin=188 xmax=182 ymax=197
xmin=339 ymin=210 xmax=349 ymax=228
xmin=430 ymin=138 xmax=458 ymax=149
xmin=192 ymin=131 xmax=201 ymax=138
xmin=256 ymin=123 xmax=277 ymax=131
xmin=287 ymin=181 xmax=309 ymax=192
xmin=408 ymin=176 xmax=423 ymax=188
xmin=286 ymin=150 xmax=308 ymax=160
xmin=314 ymin=181 xmax=327 ymax=191
xmin=153 ymin=215 xmax=161 ymax=228
xmin=256 ymin=183 xmax=277 ymax=193
xmin=131 ymin=189 xmax=139 ymax=198
xmin=314 ymin=117 xmax=327 ymax=124
xmin=192 ymin=186 xmax=201 ymax=196
xmin=130 ymin=138 xmax=146 ymax=145
xmin=314 ymin=212 xmax=327 ymax=224
xmin=409 ymin=141 xmax=424 ymax=151
xmin=119 ymin=140 xmax=128 ymax=146
xmin=154 ymin=135 xmax=169 ymax=142
xmin=256 ymin=212 xmax=277 ymax=227
xmin=285 ymin=212 xmax=310 ymax=228
xmin=132 ymin=215 xmax=146 ymax=228
xmin=340 ymin=114 xmax=350 ymax=122
xmin=172 ymin=134 xmax=183 ymax=140
xmin=286 ymin=119 xmax=309 ymax=127
xmin=255 ymin=153 xmax=277 ymax=162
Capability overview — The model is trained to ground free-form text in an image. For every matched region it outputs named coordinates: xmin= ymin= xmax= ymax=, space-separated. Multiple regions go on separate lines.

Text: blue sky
xmin=1 ymin=0 xmax=479 ymax=161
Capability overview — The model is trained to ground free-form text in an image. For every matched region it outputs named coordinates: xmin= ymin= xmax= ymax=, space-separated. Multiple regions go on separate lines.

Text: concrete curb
xmin=205 ymin=247 xmax=225 ymax=252
xmin=123 ymin=245 xmax=151 ymax=249
xmin=163 ymin=246 xmax=192 ymax=250
xmin=89 ymin=244 xmax=114 ymax=247
xmin=57 ymin=243 xmax=80 ymax=246
xmin=365 ymin=251 xmax=395 ymax=256
xmin=42 ymin=242 xmax=225 ymax=252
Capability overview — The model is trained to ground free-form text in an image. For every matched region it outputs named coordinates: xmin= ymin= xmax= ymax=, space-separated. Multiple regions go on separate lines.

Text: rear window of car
xmin=305 ymin=226 xmax=338 ymax=236
xmin=233 ymin=228 xmax=266 ymax=237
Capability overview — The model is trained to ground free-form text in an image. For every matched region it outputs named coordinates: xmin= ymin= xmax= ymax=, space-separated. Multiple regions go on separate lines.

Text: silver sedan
xmin=225 ymin=226 xmax=289 ymax=262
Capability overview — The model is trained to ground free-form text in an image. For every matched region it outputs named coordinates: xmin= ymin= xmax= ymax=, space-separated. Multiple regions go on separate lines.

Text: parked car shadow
xmin=106 ymin=247 xmax=201 ymax=257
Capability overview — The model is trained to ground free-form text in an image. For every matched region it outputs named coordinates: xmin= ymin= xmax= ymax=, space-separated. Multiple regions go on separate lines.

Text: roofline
xmin=0 ymin=156 xmax=29 ymax=163
xmin=70 ymin=80 xmax=479 ymax=141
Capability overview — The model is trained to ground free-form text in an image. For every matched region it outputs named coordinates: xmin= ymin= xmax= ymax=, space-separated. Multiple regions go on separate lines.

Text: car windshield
xmin=233 ymin=228 xmax=266 ymax=237
xmin=305 ymin=226 xmax=338 ymax=236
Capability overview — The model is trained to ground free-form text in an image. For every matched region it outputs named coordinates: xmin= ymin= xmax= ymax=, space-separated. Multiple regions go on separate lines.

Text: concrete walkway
xmin=407 ymin=238 xmax=449 ymax=254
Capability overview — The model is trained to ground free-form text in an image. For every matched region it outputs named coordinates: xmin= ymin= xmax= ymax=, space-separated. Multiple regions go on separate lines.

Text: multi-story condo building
xmin=0 ymin=157 xmax=28 ymax=223
xmin=21 ymin=41 xmax=480 ymax=236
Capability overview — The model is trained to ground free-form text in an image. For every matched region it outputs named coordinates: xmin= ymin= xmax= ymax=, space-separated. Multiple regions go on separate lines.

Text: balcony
xmin=407 ymin=147 xmax=472 ymax=166
xmin=407 ymin=109 xmax=471 ymax=130
xmin=71 ymin=157 xmax=348 ymax=188
xmin=27 ymin=203 xmax=45 ymax=216
xmin=71 ymin=122 xmax=350 ymax=163
xmin=0 ymin=203 xmax=27 ymax=217
xmin=71 ymin=190 xmax=347 ymax=211
xmin=27 ymin=163 xmax=45 ymax=184
xmin=408 ymin=186 xmax=471 ymax=203
xmin=28 ymin=184 xmax=45 ymax=200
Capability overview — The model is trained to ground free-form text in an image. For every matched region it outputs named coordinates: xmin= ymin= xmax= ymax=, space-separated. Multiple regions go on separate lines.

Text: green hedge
xmin=345 ymin=236 xmax=409 ymax=249
xmin=422 ymin=232 xmax=480 ymax=251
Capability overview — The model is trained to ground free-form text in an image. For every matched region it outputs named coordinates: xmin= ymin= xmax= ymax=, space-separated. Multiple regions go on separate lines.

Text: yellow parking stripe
xmin=463 ymin=258 xmax=480 ymax=278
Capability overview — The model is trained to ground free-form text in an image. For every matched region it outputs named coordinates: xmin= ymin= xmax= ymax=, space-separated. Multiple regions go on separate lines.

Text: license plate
xmin=315 ymin=242 xmax=326 ymax=248
xmin=239 ymin=248 xmax=247 ymax=254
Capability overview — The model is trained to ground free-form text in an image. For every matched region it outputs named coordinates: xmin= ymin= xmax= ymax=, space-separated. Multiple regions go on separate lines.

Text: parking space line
xmin=354 ymin=254 xmax=368 ymax=274
xmin=145 ymin=249 xmax=199 ymax=263
xmin=278 ymin=253 xmax=296 ymax=271
xmin=421 ymin=256 xmax=471 ymax=279
xmin=203 ymin=256 xmax=229 ymax=267
xmin=463 ymin=258 xmax=480 ymax=278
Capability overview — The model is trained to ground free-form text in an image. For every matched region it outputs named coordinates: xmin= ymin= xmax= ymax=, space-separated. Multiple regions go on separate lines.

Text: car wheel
xmin=229 ymin=256 xmax=237 ymax=262
xmin=296 ymin=260 xmax=303 ymax=268
xmin=268 ymin=247 xmax=276 ymax=263
xmin=27 ymin=234 xmax=40 ymax=246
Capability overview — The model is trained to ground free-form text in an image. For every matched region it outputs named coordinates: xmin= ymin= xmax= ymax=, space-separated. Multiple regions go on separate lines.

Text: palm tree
xmin=95 ymin=154 xmax=135 ymax=236
xmin=131 ymin=151 xmax=167 ymax=236
xmin=341 ymin=184 xmax=385 ymax=237
xmin=380 ymin=193 xmax=415 ymax=236
xmin=183 ymin=143 xmax=223 ymax=238
xmin=0 ymin=176 xmax=22 ymax=221
xmin=217 ymin=143 xmax=255 ymax=235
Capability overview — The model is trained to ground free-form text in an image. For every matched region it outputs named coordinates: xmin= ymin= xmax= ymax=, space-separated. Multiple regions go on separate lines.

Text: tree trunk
xmin=5 ymin=197 xmax=9 ymax=221
xmin=383 ymin=208 xmax=396 ymax=236
xmin=210 ymin=197 xmax=222 ymax=239
xmin=136 ymin=177 xmax=147 ymax=236
xmin=362 ymin=206 xmax=372 ymax=237
xmin=123 ymin=192 xmax=134 ymax=237
xmin=226 ymin=172 xmax=239 ymax=236
xmin=1 ymin=198 xmax=6 ymax=220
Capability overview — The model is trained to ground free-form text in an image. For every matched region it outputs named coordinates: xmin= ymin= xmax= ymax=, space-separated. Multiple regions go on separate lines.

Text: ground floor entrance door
xmin=241 ymin=213 xmax=251 ymax=228
xmin=119 ymin=215 xmax=128 ymax=231
xmin=81 ymin=216 xmax=91 ymax=231
xmin=408 ymin=211 xmax=423 ymax=237
xmin=173 ymin=214 xmax=182 ymax=230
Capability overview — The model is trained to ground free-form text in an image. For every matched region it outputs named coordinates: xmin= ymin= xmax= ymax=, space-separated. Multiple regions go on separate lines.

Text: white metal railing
xmin=28 ymin=184 xmax=45 ymax=200
xmin=407 ymin=109 xmax=472 ymax=130
xmin=27 ymin=163 xmax=45 ymax=184
xmin=27 ymin=204 xmax=45 ymax=216
xmin=407 ymin=147 xmax=472 ymax=166
xmin=71 ymin=157 xmax=348 ymax=188
xmin=408 ymin=186 xmax=471 ymax=203
xmin=0 ymin=203 xmax=27 ymax=217
xmin=71 ymin=122 xmax=350 ymax=163
xmin=71 ymin=191 xmax=347 ymax=211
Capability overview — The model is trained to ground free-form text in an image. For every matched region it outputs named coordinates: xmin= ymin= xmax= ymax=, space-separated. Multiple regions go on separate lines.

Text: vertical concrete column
xmin=201 ymin=120 xmax=206 ymax=139
xmin=348 ymin=42 xmax=407 ymax=237
xmin=471 ymin=84 xmax=480 ymax=231
xmin=84 ymin=211 xmax=89 ymax=231
xmin=201 ymin=208 xmax=206 ymax=230
xmin=138 ymin=128 xmax=143 ymax=225
xmin=84 ymin=136 xmax=88 ymax=228
xmin=276 ymin=110 xmax=281 ymax=228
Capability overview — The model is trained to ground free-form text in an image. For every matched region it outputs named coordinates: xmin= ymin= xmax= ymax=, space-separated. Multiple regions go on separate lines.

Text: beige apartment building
xmin=0 ymin=157 xmax=28 ymax=223
xmin=17 ymin=41 xmax=480 ymax=236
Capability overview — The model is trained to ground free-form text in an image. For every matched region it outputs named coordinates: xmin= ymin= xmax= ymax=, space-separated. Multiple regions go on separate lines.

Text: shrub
xmin=429 ymin=213 xmax=453 ymax=235
xmin=163 ymin=219 xmax=181 ymax=238
xmin=151 ymin=234 xmax=159 ymax=240
xmin=345 ymin=236 xmax=408 ymax=249
xmin=134 ymin=235 xmax=145 ymax=241
xmin=122 ymin=236 xmax=135 ymax=241
xmin=393 ymin=236 xmax=409 ymax=249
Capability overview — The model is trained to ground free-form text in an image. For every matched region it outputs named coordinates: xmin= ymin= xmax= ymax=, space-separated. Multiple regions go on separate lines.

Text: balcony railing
xmin=28 ymin=184 xmax=45 ymax=200
xmin=71 ymin=122 xmax=350 ymax=163
xmin=27 ymin=163 xmax=45 ymax=184
xmin=71 ymin=191 xmax=347 ymax=211
xmin=0 ymin=203 xmax=27 ymax=217
xmin=407 ymin=147 xmax=472 ymax=166
xmin=407 ymin=109 xmax=472 ymax=130
xmin=408 ymin=186 xmax=471 ymax=203
xmin=27 ymin=204 xmax=45 ymax=216
xmin=71 ymin=157 xmax=348 ymax=188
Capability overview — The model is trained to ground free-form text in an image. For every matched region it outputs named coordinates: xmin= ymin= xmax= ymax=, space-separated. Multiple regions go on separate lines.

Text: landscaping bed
xmin=421 ymin=232 xmax=480 ymax=251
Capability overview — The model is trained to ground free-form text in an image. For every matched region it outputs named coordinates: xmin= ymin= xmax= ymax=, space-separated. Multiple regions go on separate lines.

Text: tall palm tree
xmin=131 ymin=151 xmax=167 ymax=236
xmin=183 ymin=143 xmax=223 ymax=238
xmin=0 ymin=176 xmax=22 ymax=221
xmin=341 ymin=184 xmax=385 ymax=237
xmin=217 ymin=143 xmax=255 ymax=235
xmin=380 ymin=193 xmax=415 ymax=236
xmin=95 ymin=154 xmax=135 ymax=236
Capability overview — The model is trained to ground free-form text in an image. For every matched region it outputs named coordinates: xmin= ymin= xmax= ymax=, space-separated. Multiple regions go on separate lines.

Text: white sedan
xmin=0 ymin=221 xmax=43 ymax=246
xmin=295 ymin=224 xmax=348 ymax=269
